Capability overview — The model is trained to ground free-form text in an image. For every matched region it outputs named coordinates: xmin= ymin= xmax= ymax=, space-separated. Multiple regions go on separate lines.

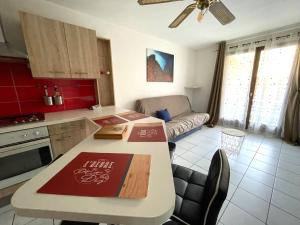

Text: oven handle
xmin=0 ymin=138 xmax=52 ymax=159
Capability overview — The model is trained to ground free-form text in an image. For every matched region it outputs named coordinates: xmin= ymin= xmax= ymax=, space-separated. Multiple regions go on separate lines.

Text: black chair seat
xmin=60 ymin=221 xmax=98 ymax=225
xmin=164 ymin=220 xmax=184 ymax=225
xmin=172 ymin=164 xmax=207 ymax=224
xmin=168 ymin=142 xmax=176 ymax=160
xmin=166 ymin=149 xmax=230 ymax=225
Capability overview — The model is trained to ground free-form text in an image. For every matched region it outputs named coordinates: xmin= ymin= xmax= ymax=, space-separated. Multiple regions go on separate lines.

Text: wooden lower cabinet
xmin=0 ymin=181 xmax=26 ymax=200
xmin=49 ymin=119 xmax=98 ymax=157
xmin=50 ymin=131 xmax=83 ymax=157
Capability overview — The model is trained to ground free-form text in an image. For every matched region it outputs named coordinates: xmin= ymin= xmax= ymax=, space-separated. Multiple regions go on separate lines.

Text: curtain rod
xmin=228 ymin=32 xmax=300 ymax=49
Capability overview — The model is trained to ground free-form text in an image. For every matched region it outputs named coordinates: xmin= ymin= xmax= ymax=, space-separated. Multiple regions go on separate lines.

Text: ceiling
xmin=47 ymin=0 xmax=300 ymax=49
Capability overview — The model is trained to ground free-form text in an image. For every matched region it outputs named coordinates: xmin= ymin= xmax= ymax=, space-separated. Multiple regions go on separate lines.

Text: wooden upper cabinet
xmin=19 ymin=12 xmax=70 ymax=78
xmin=19 ymin=12 xmax=99 ymax=79
xmin=64 ymin=24 xmax=99 ymax=78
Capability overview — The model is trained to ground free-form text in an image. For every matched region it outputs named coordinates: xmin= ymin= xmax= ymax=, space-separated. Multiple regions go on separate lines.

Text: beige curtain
xmin=283 ymin=41 xmax=300 ymax=144
xmin=207 ymin=41 xmax=226 ymax=127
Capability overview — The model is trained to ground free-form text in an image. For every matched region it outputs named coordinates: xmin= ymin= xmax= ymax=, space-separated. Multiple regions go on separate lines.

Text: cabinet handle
xmin=49 ymin=71 xmax=65 ymax=74
xmin=100 ymin=70 xmax=110 ymax=75
xmin=55 ymin=135 xmax=72 ymax=142
xmin=74 ymin=72 xmax=88 ymax=74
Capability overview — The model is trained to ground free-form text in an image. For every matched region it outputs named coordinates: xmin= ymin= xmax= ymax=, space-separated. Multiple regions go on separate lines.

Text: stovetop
xmin=0 ymin=113 xmax=45 ymax=128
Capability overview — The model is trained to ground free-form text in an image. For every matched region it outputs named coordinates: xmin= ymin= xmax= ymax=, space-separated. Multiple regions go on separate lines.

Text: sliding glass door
xmin=220 ymin=49 xmax=255 ymax=128
xmin=220 ymin=43 xmax=297 ymax=135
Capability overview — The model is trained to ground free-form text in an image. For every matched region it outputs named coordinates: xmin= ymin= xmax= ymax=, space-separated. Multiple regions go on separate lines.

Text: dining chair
xmin=165 ymin=149 xmax=230 ymax=225
xmin=168 ymin=141 xmax=176 ymax=161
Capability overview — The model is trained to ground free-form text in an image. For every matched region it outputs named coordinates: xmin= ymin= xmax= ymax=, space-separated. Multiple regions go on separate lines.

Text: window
xmin=220 ymin=44 xmax=297 ymax=135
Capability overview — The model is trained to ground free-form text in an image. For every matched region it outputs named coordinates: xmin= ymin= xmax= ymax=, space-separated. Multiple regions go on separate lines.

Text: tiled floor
xmin=1 ymin=126 xmax=300 ymax=225
xmin=174 ymin=126 xmax=300 ymax=225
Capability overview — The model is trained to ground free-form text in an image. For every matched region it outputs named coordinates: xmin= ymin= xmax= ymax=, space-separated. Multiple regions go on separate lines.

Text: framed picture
xmin=146 ymin=49 xmax=174 ymax=82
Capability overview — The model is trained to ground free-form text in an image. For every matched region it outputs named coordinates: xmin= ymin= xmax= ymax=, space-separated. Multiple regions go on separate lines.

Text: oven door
xmin=0 ymin=138 xmax=53 ymax=189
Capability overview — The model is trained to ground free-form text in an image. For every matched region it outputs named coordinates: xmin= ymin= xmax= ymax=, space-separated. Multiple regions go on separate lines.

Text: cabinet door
xmin=50 ymin=132 xmax=79 ymax=157
xmin=48 ymin=120 xmax=87 ymax=157
xmin=97 ymin=39 xmax=115 ymax=106
xmin=64 ymin=24 xmax=99 ymax=79
xmin=0 ymin=181 xmax=25 ymax=200
xmin=19 ymin=12 xmax=70 ymax=78
xmin=97 ymin=39 xmax=111 ymax=75
xmin=48 ymin=120 xmax=85 ymax=136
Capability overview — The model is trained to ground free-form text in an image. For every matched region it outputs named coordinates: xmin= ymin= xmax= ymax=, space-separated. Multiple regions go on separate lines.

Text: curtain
xmin=206 ymin=41 xmax=226 ymax=127
xmin=220 ymin=33 xmax=298 ymax=135
xmin=283 ymin=41 xmax=300 ymax=143
xmin=248 ymin=43 xmax=297 ymax=135
xmin=219 ymin=43 xmax=256 ymax=128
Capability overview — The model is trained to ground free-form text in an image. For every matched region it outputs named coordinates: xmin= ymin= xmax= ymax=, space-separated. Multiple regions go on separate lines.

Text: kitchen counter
xmin=0 ymin=106 xmax=129 ymax=134
xmin=11 ymin=107 xmax=175 ymax=225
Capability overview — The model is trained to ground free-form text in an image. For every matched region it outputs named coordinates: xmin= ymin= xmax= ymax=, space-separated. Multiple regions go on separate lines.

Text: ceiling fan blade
xmin=138 ymin=0 xmax=183 ymax=5
xmin=169 ymin=3 xmax=197 ymax=28
xmin=209 ymin=0 xmax=235 ymax=25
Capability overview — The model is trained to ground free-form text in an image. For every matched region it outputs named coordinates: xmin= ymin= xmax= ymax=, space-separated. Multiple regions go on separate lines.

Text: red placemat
xmin=128 ymin=122 xmax=167 ymax=142
xmin=118 ymin=111 xmax=149 ymax=121
xmin=37 ymin=152 xmax=133 ymax=197
xmin=93 ymin=115 xmax=127 ymax=126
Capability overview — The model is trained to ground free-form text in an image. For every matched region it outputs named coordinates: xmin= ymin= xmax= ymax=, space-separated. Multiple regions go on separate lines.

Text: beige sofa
xmin=136 ymin=95 xmax=210 ymax=141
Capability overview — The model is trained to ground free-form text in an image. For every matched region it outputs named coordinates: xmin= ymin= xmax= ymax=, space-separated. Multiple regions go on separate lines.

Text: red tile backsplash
xmin=64 ymin=96 xmax=96 ymax=110
xmin=0 ymin=87 xmax=18 ymax=102
xmin=0 ymin=58 xmax=97 ymax=117
xmin=0 ymin=102 xmax=20 ymax=117
xmin=0 ymin=64 xmax=13 ymax=86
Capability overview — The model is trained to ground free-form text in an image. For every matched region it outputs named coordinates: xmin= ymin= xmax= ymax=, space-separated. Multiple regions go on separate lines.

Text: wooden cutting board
xmin=94 ymin=125 xmax=128 ymax=139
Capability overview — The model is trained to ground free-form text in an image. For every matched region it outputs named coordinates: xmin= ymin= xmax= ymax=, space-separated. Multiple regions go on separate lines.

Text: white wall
xmin=192 ymin=44 xmax=218 ymax=112
xmin=0 ymin=0 xmax=196 ymax=110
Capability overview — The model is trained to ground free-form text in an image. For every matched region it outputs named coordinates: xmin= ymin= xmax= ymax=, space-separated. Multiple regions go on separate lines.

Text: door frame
xmin=245 ymin=46 xmax=265 ymax=129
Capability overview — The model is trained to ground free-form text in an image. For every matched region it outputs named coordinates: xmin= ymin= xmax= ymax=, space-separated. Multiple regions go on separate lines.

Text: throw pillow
xmin=156 ymin=109 xmax=172 ymax=122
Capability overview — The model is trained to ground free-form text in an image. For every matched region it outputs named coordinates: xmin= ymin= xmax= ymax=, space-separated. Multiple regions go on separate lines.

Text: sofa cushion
xmin=156 ymin=109 xmax=172 ymax=122
xmin=166 ymin=112 xmax=210 ymax=140
xmin=136 ymin=95 xmax=192 ymax=118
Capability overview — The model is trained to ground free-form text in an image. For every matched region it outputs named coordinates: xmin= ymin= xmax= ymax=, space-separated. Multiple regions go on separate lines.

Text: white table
xmin=11 ymin=116 xmax=175 ymax=225
xmin=221 ymin=128 xmax=246 ymax=155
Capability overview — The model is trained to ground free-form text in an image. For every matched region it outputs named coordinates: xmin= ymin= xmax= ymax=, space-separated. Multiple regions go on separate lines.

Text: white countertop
xmin=0 ymin=106 xmax=129 ymax=134
xmin=10 ymin=107 xmax=175 ymax=225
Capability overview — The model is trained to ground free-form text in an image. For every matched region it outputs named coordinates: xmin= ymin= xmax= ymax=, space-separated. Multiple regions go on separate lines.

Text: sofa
xmin=136 ymin=95 xmax=210 ymax=141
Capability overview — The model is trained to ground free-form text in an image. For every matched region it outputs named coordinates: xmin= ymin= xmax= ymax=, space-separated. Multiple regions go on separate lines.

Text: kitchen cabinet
xmin=96 ymin=38 xmax=115 ymax=106
xmin=48 ymin=119 xmax=98 ymax=157
xmin=64 ymin=24 xmax=99 ymax=78
xmin=49 ymin=131 xmax=83 ymax=157
xmin=19 ymin=12 xmax=99 ymax=79
xmin=19 ymin=12 xmax=70 ymax=78
xmin=0 ymin=181 xmax=25 ymax=200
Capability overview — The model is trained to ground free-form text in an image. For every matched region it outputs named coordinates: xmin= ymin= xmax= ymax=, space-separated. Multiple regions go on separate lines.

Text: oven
xmin=0 ymin=126 xmax=53 ymax=190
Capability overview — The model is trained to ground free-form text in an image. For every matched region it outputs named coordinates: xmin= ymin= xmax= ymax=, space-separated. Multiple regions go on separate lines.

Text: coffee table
xmin=221 ymin=128 xmax=246 ymax=155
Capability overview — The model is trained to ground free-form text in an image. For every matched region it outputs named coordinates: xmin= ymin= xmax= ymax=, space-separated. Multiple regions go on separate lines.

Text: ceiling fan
xmin=137 ymin=0 xmax=235 ymax=28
